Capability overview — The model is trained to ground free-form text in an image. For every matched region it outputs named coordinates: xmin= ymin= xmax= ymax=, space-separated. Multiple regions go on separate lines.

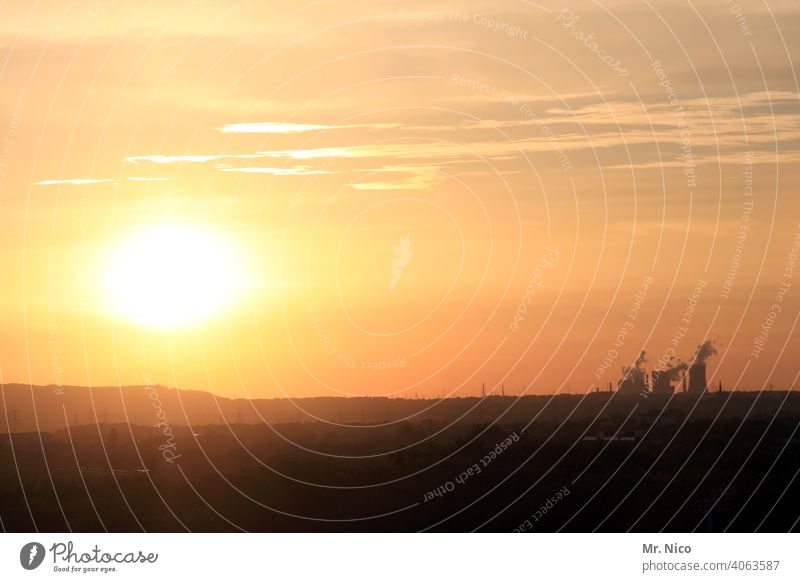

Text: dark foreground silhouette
xmin=1 ymin=386 xmax=799 ymax=532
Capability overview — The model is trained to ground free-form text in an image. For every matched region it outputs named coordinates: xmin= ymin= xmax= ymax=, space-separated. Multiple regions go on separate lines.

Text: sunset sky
xmin=1 ymin=0 xmax=799 ymax=398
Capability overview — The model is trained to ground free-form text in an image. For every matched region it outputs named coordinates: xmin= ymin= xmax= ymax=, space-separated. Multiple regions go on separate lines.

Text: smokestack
xmin=651 ymin=370 xmax=672 ymax=395
xmin=688 ymin=362 xmax=707 ymax=394
xmin=687 ymin=340 xmax=717 ymax=395
xmin=653 ymin=358 xmax=688 ymax=395
xmin=618 ymin=351 xmax=648 ymax=394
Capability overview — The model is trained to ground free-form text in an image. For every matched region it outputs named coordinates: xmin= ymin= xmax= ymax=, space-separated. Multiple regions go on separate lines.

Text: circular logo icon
xmin=20 ymin=542 xmax=46 ymax=570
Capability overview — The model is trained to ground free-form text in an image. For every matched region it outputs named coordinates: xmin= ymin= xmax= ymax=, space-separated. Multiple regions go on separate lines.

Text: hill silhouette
xmin=3 ymin=383 xmax=800 ymax=433
xmin=2 ymin=384 xmax=800 ymax=532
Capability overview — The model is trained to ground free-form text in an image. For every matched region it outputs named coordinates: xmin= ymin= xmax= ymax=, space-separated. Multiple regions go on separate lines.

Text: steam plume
xmin=693 ymin=340 xmax=717 ymax=364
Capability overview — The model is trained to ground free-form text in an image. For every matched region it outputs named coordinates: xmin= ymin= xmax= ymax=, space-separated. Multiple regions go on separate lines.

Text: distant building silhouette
xmin=618 ymin=372 xmax=646 ymax=395
xmin=651 ymin=370 xmax=673 ymax=395
xmin=688 ymin=362 xmax=707 ymax=394
xmin=618 ymin=351 xmax=648 ymax=394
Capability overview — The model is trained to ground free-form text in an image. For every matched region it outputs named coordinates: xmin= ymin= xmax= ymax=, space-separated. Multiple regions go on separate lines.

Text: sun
xmin=102 ymin=223 xmax=246 ymax=330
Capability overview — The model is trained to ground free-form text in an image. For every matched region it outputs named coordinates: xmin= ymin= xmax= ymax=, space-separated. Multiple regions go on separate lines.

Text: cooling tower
xmin=651 ymin=370 xmax=673 ymax=395
xmin=618 ymin=372 xmax=646 ymax=394
xmin=688 ymin=362 xmax=707 ymax=394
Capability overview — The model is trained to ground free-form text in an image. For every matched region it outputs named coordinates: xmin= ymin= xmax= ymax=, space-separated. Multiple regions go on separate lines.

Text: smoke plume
xmin=661 ymin=357 xmax=688 ymax=380
xmin=621 ymin=351 xmax=647 ymax=382
xmin=693 ymin=340 xmax=717 ymax=364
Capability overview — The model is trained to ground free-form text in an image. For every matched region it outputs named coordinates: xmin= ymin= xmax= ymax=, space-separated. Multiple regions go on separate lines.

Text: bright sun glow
xmin=103 ymin=223 xmax=246 ymax=330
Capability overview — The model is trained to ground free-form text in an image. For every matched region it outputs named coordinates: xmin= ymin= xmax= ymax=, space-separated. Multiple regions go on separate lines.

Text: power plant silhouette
xmin=617 ymin=341 xmax=718 ymax=396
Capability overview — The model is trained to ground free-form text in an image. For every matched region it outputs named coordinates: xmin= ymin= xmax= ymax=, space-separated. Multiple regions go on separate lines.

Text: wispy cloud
xmin=35 ymin=176 xmax=175 ymax=185
xmin=34 ymin=178 xmax=114 ymax=186
xmin=257 ymin=146 xmax=370 ymax=160
xmin=435 ymin=90 xmax=601 ymax=105
xmin=349 ymin=178 xmax=436 ymax=190
xmin=350 ymin=165 xmax=441 ymax=190
xmin=121 ymin=90 xmax=800 ymax=181
xmin=126 ymin=154 xmax=263 ymax=164
xmin=218 ymin=121 xmax=399 ymax=134
xmin=218 ymin=166 xmax=332 ymax=175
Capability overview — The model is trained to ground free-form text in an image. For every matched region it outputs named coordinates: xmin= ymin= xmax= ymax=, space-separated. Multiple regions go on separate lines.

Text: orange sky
xmin=1 ymin=0 xmax=799 ymax=398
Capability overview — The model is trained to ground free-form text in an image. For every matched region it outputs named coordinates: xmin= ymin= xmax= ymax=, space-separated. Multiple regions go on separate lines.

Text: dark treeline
xmin=1 ymin=390 xmax=799 ymax=532
xmin=3 ymin=383 xmax=800 ymax=433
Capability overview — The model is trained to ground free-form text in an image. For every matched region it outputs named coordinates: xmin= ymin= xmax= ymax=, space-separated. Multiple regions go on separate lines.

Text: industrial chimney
xmin=651 ymin=370 xmax=673 ymax=395
xmin=688 ymin=362 xmax=707 ymax=394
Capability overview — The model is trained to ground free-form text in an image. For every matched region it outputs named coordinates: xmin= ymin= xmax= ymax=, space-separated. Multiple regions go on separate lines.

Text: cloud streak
xmin=126 ymin=154 xmax=264 ymax=164
xmin=34 ymin=178 xmax=114 ymax=186
xmin=120 ymin=91 xmax=800 ymax=186
xmin=218 ymin=121 xmax=400 ymax=134
xmin=218 ymin=166 xmax=332 ymax=175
